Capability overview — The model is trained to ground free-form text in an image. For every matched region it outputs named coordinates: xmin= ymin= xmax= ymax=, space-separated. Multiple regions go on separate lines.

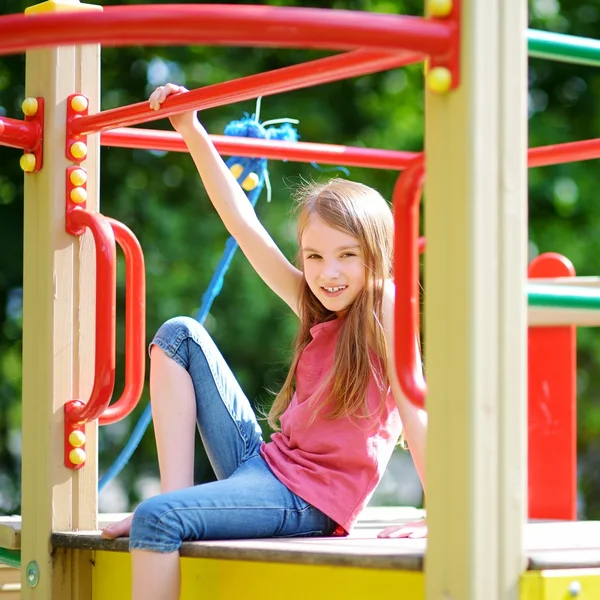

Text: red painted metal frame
xmin=64 ymin=207 xmax=117 ymax=426
xmin=25 ymin=98 xmax=44 ymax=173
xmin=392 ymin=156 xmax=427 ymax=408
xmin=0 ymin=99 xmax=44 ymax=172
xmin=428 ymin=0 xmax=461 ymax=89
xmin=0 ymin=5 xmax=454 ymax=58
xmin=100 ymin=218 xmax=146 ymax=426
xmin=528 ymin=138 xmax=600 ymax=167
xmin=75 ymin=49 xmax=423 ymax=136
xmin=103 ymin=128 xmax=420 ymax=171
xmin=104 ymin=128 xmax=600 ymax=171
xmin=0 ymin=115 xmax=38 ymax=150
xmin=527 ymin=253 xmax=577 ymax=520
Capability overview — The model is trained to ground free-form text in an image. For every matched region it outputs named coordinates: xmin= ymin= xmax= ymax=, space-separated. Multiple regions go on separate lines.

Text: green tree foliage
xmin=1 ymin=0 xmax=600 ymax=517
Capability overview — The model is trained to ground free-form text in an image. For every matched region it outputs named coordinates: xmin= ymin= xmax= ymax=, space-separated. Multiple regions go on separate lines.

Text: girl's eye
xmin=341 ymin=252 xmax=355 ymax=258
xmin=306 ymin=254 xmax=321 ymax=260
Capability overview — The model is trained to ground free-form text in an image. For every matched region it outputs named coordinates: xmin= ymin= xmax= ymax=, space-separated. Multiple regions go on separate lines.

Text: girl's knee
xmin=150 ymin=316 xmax=210 ymax=361
xmin=155 ymin=316 xmax=205 ymax=345
xmin=130 ymin=497 xmax=183 ymax=551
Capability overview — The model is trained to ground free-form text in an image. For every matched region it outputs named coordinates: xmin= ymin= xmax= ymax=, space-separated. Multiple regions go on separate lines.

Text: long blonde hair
xmin=268 ymin=179 xmax=394 ymax=430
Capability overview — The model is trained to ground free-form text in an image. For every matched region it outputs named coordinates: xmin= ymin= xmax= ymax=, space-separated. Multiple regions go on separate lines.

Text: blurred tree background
xmin=1 ymin=0 xmax=599 ymax=517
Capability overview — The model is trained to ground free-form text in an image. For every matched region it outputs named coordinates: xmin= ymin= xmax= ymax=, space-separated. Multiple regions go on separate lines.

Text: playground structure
xmin=1 ymin=0 xmax=600 ymax=599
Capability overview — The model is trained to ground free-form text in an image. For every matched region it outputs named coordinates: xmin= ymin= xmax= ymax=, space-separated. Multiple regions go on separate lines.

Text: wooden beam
xmin=21 ymin=1 xmax=101 ymax=599
xmin=424 ymin=0 xmax=528 ymax=598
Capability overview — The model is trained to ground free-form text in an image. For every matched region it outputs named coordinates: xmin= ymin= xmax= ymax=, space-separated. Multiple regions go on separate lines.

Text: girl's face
xmin=301 ymin=215 xmax=366 ymax=314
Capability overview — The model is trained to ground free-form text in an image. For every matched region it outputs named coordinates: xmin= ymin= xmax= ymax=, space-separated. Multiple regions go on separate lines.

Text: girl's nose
xmin=321 ymin=261 xmax=341 ymax=280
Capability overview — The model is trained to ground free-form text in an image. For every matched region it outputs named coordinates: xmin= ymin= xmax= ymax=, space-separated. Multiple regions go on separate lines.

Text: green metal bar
xmin=528 ymin=29 xmax=600 ymax=67
xmin=0 ymin=547 xmax=21 ymax=569
xmin=528 ymin=283 xmax=600 ymax=309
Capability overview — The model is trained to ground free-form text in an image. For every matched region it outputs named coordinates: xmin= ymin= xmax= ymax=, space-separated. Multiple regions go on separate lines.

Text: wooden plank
xmin=529 ymin=307 xmax=600 ymax=327
xmin=21 ymin=2 xmax=101 ymax=599
xmin=0 ymin=520 xmax=20 ymax=551
xmin=521 ymin=569 xmax=600 ymax=600
xmin=50 ymin=520 xmax=600 ymax=573
xmin=424 ymin=0 xmax=528 ymax=598
xmin=0 ymin=584 xmax=21 ymax=600
xmin=91 ymin=551 xmax=425 ymax=600
xmin=0 ymin=565 xmax=21 ymax=586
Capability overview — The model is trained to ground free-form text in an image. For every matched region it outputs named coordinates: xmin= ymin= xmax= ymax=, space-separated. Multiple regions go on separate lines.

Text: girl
xmin=102 ymin=84 xmax=428 ymax=600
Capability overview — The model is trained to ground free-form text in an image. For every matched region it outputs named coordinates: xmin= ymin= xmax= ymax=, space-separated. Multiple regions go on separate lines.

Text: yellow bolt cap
xmin=70 ymin=187 xmax=87 ymax=204
xmin=229 ymin=163 xmax=244 ymax=179
xmin=427 ymin=67 xmax=452 ymax=94
xmin=242 ymin=173 xmax=259 ymax=191
xmin=22 ymin=97 xmax=39 ymax=117
xmin=69 ymin=448 xmax=86 ymax=466
xmin=71 ymin=95 xmax=89 ymax=113
xmin=20 ymin=154 xmax=36 ymax=173
xmin=70 ymin=141 xmax=87 ymax=160
xmin=69 ymin=168 xmax=87 ymax=186
xmin=427 ymin=0 xmax=452 ymax=18
xmin=68 ymin=430 xmax=86 ymax=448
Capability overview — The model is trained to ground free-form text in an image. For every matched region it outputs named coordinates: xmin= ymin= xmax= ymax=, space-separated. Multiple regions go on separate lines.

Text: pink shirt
xmin=260 ymin=318 xmax=401 ymax=533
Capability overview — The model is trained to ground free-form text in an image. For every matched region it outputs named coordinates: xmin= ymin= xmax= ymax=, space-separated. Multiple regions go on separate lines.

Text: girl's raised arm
xmin=150 ymin=84 xmax=303 ymax=314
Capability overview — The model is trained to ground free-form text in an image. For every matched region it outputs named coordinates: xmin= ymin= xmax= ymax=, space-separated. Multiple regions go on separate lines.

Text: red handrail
xmin=528 ymin=137 xmax=600 ymax=168
xmin=102 ymin=128 xmax=420 ymax=171
xmin=393 ymin=157 xmax=427 ymax=408
xmin=73 ymin=49 xmax=422 ymax=136
xmin=64 ymin=208 xmax=117 ymax=425
xmin=100 ymin=218 xmax=146 ymax=425
xmin=0 ymin=6 xmax=453 ymax=57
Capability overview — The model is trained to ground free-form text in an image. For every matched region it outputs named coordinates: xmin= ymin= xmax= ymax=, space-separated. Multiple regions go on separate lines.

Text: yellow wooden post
xmin=21 ymin=1 xmax=102 ymax=599
xmin=424 ymin=0 xmax=528 ymax=599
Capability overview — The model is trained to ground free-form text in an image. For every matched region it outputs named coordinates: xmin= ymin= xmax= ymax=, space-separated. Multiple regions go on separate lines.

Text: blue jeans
xmin=129 ymin=316 xmax=336 ymax=552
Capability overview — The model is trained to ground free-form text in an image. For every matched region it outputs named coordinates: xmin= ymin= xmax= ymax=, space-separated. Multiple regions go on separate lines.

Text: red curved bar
xmin=393 ymin=157 xmax=427 ymax=408
xmin=100 ymin=218 xmax=146 ymax=426
xmin=0 ymin=6 xmax=453 ymax=58
xmin=102 ymin=128 xmax=420 ymax=171
xmin=65 ymin=208 xmax=117 ymax=425
xmin=0 ymin=116 xmax=39 ymax=150
xmin=528 ymin=138 xmax=600 ymax=168
xmin=75 ymin=49 xmax=423 ymax=136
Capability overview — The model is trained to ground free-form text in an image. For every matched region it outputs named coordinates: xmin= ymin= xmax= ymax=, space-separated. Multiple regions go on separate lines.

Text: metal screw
xmin=26 ymin=560 xmax=39 ymax=587
xmin=569 ymin=581 xmax=582 ymax=597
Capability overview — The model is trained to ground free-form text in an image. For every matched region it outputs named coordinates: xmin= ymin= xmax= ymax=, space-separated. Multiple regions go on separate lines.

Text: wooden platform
xmin=4 ymin=507 xmax=600 ymax=572
xmin=0 ymin=507 xmax=600 ymax=571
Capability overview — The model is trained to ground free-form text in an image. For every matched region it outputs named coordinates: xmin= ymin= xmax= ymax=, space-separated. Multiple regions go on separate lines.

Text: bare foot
xmin=101 ymin=514 xmax=134 ymax=539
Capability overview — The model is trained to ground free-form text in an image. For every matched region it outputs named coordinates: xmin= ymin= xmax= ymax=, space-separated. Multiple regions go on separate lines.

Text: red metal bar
xmin=102 ymin=128 xmax=419 ymax=171
xmin=528 ymin=138 xmax=600 ymax=167
xmin=103 ymin=130 xmax=600 ymax=172
xmin=527 ymin=253 xmax=577 ymax=520
xmin=0 ymin=5 xmax=452 ymax=58
xmin=393 ymin=156 xmax=427 ymax=408
xmin=100 ymin=218 xmax=146 ymax=426
xmin=75 ymin=49 xmax=423 ymax=136
xmin=0 ymin=116 xmax=39 ymax=150
xmin=65 ymin=208 xmax=117 ymax=425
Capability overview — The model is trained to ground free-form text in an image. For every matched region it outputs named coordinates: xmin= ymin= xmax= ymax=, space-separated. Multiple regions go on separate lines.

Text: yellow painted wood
xmin=25 ymin=0 xmax=102 ymax=14
xmin=424 ymin=0 xmax=527 ymax=599
xmin=91 ymin=551 xmax=424 ymax=600
xmin=21 ymin=2 xmax=101 ymax=600
xmin=521 ymin=570 xmax=600 ymax=600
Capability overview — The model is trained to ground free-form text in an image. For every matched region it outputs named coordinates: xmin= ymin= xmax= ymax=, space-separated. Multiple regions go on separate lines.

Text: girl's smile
xmin=301 ymin=215 xmax=365 ymax=313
